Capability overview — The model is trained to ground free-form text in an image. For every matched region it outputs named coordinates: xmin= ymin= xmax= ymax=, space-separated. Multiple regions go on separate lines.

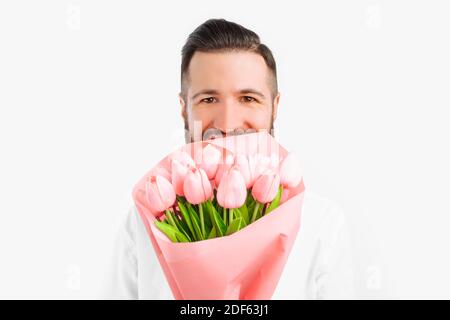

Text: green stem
xmin=223 ymin=208 xmax=227 ymax=225
xmin=229 ymin=208 xmax=234 ymax=224
xmin=251 ymin=202 xmax=261 ymax=223
xmin=165 ymin=210 xmax=177 ymax=229
xmin=199 ymin=203 xmax=205 ymax=237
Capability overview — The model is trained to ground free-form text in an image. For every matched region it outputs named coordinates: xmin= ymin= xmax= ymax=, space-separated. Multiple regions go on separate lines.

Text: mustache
xmin=203 ymin=128 xmax=258 ymax=140
xmin=183 ymin=118 xmax=275 ymax=143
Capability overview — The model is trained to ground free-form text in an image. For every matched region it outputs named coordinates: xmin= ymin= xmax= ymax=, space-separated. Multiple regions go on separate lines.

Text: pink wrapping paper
xmin=132 ymin=131 xmax=305 ymax=299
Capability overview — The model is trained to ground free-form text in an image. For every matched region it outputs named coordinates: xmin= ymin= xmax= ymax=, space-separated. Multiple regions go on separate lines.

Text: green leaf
xmin=177 ymin=200 xmax=196 ymax=241
xmin=200 ymin=202 xmax=213 ymax=236
xmin=232 ymin=210 xmax=247 ymax=229
xmin=170 ymin=212 xmax=192 ymax=242
xmin=228 ymin=208 xmax=234 ymax=225
xmin=207 ymin=226 xmax=217 ymax=239
xmin=245 ymin=191 xmax=254 ymax=206
xmin=247 ymin=196 xmax=256 ymax=216
xmin=256 ymin=204 xmax=264 ymax=220
xmin=212 ymin=191 xmax=218 ymax=207
xmin=205 ymin=200 xmax=226 ymax=237
xmin=201 ymin=203 xmax=213 ymax=230
xmin=266 ymin=186 xmax=283 ymax=215
xmin=226 ymin=217 xmax=245 ymax=236
xmin=164 ymin=210 xmax=178 ymax=229
xmin=237 ymin=203 xmax=250 ymax=225
xmin=155 ymin=220 xmax=190 ymax=243
xmin=175 ymin=231 xmax=189 ymax=242
xmin=155 ymin=221 xmax=179 ymax=242
xmin=176 ymin=212 xmax=191 ymax=234
xmin=186 ymin=203 xmax=204 ymax=240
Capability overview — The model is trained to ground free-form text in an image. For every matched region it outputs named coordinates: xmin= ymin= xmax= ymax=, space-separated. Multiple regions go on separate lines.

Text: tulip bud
xmin=195 ymin=144 xmax=222 ymax=180
xmin=183 ymin=167 xmax=213 ymax=204
xmin=145 ymin=175 xmax=176 ymax=213
xmin=279 ymin=152 xmax=303 ymax=188
xmin=169 ymin=150 xmax=195 ymax=168
xmin=171 ymin=159 xmax=190 ymax=196
xmin=216 ymin=165 xmax=247 ymax=209
xmin=149 ymin=165 xmax=171 ymax=182
xmin=252 ymin=171 xmax=281 ymax=204
xmin=214 ymin=154 xmax=235 ymax=187
xmin=235 ymin=154 xmax=258 ymax=189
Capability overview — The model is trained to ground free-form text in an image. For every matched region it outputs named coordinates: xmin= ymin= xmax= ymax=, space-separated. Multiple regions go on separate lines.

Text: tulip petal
xmin=155 ymin=176 xmax=176 ymax=209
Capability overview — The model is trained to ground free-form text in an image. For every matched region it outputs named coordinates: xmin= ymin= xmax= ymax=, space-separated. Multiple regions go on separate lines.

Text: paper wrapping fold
xmin=132 ymin=131 xmax=305 ymax=299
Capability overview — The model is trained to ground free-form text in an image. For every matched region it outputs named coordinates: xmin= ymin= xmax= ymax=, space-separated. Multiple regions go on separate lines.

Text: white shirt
xmin=103 ymin=189 xmax=356 ymax=299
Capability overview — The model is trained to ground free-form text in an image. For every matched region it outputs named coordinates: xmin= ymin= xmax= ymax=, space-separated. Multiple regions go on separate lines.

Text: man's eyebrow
xmin=191 ymin=88 xmax=267 ymax=101
xmin=238 ymin=88 xmax=266 ymax=100
xmin=191 ymin=89 xmax=220 ymax=100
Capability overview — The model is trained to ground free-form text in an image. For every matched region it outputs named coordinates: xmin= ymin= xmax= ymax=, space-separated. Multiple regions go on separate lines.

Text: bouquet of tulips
xmin=146 ymin=141 xmax=302 ymax=243
xmin=132 ymin=131 xmax=305 ymax=299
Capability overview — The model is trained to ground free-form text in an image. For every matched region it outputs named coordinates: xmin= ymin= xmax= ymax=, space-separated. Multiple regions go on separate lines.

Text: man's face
xmin=179 ymin=51 xmax=280 ymax=142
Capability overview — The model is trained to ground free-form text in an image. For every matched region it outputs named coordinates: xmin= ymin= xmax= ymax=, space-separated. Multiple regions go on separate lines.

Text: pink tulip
xmin=145 ymin=175 xmax=176 ymax=213
xmin=169 ymin=150 xmax=195 ymax=168
xmin=216 ymin=165 xmax=247 ymax=209
xmin=171 ymin=159 xmax=191 ymax=196
xmin=279 ymin=152 xmax=303 ymax=188
xmin=149 ymin=165 xmax=171 ymax=182
xmin=214 ymin=154 xmax=235 ymax=187
xmin=183 ymin=167 xmax=213 ymax=204
xmin=235 ymin=154 xmax=258 ymax=189
xmin=195 ymin=144 xmax=222 ymax=180
xmin=251 ymin=170 xmax=281 ymax=204
xmin=253 ymin=153 xmax=279 ymax=177
xmin=252 ymin=155 xmax=269 ymax=179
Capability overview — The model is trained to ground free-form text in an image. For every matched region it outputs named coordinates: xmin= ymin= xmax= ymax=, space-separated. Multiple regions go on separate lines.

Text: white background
xmin=0 ymin=0 xmax=449 ymax=299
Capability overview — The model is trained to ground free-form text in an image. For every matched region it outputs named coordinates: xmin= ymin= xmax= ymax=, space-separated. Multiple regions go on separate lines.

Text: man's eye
xmin=241 ymin=96 xmax=257 ymax=103
xmin=201 ymin=97 xmax=217 ymax=104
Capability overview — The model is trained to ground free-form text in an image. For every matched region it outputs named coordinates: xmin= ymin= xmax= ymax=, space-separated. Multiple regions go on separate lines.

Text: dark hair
xmin=180 ymin=18 xmax=278 ymax=100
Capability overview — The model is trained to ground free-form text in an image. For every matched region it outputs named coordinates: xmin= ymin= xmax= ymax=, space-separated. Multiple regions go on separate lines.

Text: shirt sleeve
xmin=314 ymin=202 xmax=356 ymax=299
xmin=102 ymin=205 xmax=139 ymax=299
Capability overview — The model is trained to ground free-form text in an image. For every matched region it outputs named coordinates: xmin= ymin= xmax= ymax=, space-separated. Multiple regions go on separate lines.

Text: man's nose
xmin=213 ymin=100 xmax=245 ymax=133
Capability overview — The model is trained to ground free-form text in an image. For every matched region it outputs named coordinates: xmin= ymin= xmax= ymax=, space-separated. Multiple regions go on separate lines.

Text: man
xmin=104 ymin=18 xmax=355 ymax=299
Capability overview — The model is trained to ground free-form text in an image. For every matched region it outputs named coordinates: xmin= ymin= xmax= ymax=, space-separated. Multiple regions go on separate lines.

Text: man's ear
xmin=273 ymin=92 xmax=280 ymax=121
xmin=179 ymin=92 xmax=187 ymax=120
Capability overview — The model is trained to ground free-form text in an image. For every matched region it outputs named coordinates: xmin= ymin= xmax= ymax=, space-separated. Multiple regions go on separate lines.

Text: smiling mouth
xmin=203 ymin=128 xmax=257 ymax=141
xmin=202 ymin=128 xmax=226 ymax=141
xmin=202 ymin=129 xmax=222 ymax=141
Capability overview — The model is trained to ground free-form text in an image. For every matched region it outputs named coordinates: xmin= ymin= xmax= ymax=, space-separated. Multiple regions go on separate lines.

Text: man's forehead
xmin=187 ymin=51 xmax=271 ymax=94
